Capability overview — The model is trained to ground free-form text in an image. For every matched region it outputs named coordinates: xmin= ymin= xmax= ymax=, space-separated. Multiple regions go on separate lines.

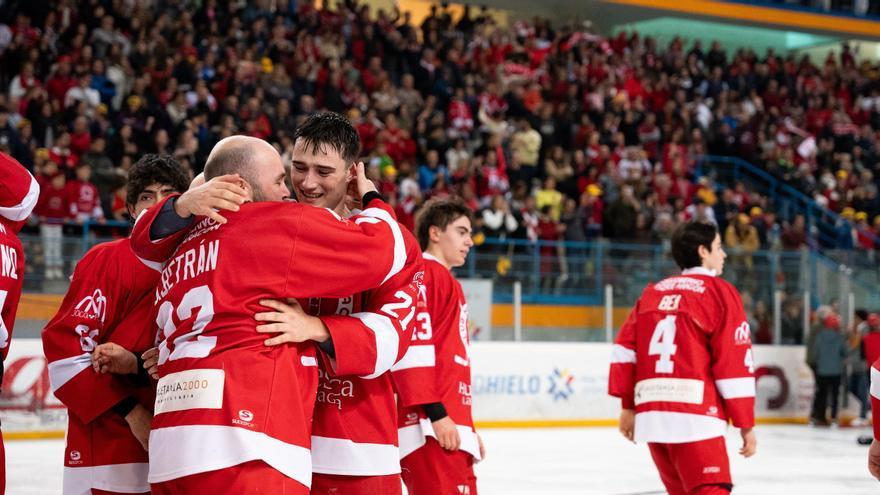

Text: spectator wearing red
xmin=49 ymin=132 xmax=79 ymax=172
xmin=67 ymin=163 xmax=104 ymax=224
xmin=35 ymin=171 xmax=69 ymax=280
xmin=863 ymin=314 xmax=880 ymax=370
xmin=69 ymin=116 xmax=91 ymax=159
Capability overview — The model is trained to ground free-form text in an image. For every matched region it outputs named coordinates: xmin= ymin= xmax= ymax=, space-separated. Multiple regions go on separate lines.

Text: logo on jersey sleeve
xmin=734 ymin=321 xmax=751 ymax=346
xmin=73 ymin=289 xmax=107 ymax=322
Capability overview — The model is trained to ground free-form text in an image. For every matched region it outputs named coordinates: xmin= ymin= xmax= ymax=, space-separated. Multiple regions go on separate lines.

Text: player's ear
xmin=346 ymin=163 xmax=357 ymax=182
xmin=237 ymin=178 xmax=254 ymax=201
xmin=429 ymin=225 xmax=442 ymax=243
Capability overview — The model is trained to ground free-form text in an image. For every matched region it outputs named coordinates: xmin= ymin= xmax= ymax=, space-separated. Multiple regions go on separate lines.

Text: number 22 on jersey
xmin=156 ymin=285 xmax=218 ymax=366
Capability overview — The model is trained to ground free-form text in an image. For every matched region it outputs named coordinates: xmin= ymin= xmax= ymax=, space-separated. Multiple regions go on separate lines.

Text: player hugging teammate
xmin=39 ymin=112 xmax=483 ymax=494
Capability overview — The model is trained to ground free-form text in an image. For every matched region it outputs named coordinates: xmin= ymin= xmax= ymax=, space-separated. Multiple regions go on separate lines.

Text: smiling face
xmin=290 ymin=137 xmax=351 ymax=214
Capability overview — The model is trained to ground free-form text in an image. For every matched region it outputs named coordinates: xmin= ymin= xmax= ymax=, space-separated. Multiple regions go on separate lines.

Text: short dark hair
xmin=293 ymin=111 xmax=361 ymax=164
xmin=126 ymin=154 xmax=188 ymax=206
xmin=670 ymin=221 xmax=718 ymax=270
xmin=415 ymin=197 xmax=474 ymax=251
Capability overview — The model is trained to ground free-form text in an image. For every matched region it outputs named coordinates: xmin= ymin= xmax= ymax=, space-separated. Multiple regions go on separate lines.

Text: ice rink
xmin=7 ymin=425 xmax=878 ymax=494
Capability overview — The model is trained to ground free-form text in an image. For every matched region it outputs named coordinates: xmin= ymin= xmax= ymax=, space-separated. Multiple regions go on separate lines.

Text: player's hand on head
xmin=869 ymin=439 xmax=880 ymax=480
xmin=431 ymin=416 xmax=461 ymax=451
xmin=256 ymin=298 xmax=330 ymax=345
xmin=739 ymin=427 xmax=756 ymax=458
xmin=353 ymin=162 xmax=377 ymax=200
xmin=618 ymin=409 xmax=635 ymax=443
xmin=91 ymin=342 xmax=137 ymax=375
xmin=141 ymin=347 xmax=160 ymax=380
xmin=174 ymin=174 xmax=248 ymax=224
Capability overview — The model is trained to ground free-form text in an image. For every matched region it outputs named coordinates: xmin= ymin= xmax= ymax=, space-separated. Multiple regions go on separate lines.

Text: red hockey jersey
xmin=872 ymin=358 xmax=880 ymax=441
xmin=310 ymin=225 xmax=423 ymax=476
xmin=608 ymin=267 xmax=756 ymax=444
xmin=41 ymin=238 xmax=159 ymax=494
xmin=129 ymin=195 xmax=407 ymax=488
xmin=392 ymin=253 xmax=481 ymax=461
xmin=0 ymin=153 xmax=38 ymax=360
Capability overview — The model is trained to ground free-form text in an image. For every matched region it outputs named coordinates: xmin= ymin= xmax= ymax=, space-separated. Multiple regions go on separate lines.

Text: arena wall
xmin=1 ymin=340 xmax=819 ymax=439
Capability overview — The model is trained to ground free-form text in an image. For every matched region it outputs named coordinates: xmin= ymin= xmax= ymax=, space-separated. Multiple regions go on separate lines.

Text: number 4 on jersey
xmin=649 ymin=315 xmax=677 ymax=374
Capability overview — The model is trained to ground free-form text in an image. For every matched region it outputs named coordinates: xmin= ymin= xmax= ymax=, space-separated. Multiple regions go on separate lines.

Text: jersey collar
xmin=681 ymin=266 xmax=717 ymax=277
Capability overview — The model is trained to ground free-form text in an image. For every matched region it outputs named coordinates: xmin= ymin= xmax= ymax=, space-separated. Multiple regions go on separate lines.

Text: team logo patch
xmin=548 ymin=368 xmax=575 ymax=401
xmin=73 ymin=289 xmax=107 ymax=322
xmin=734 ymin=322 xmax=751 ymax=346
xmin=70 ymin=450 xmax=81 ymax=461
xmin=238 ymin=409 xmax=254 ymax=422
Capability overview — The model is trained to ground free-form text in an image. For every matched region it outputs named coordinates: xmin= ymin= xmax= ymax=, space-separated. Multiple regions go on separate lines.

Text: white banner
xmin=0 ymin=340 xmax=825 ymax=434
xmin=470 ymin=343 xmax=817 ymax=423
xmin=460 ymin=279 xmax=493 ymax=340
xmin=1 ymin=338 xmax=66 ymax=433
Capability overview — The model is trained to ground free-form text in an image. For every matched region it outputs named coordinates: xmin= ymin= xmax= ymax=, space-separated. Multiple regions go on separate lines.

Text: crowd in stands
xmin=3 ymin=1 xmax=880 ymax=285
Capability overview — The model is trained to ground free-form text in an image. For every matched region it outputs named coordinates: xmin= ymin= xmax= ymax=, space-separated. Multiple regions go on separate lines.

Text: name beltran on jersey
xmin=155 ymin=239 xmax=220 ymax=302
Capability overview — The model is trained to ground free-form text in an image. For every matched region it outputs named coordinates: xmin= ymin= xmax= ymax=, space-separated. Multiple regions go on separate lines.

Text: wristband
xmin=423 ymin=402 xmax=448 ymax=422
xmin=361 ymin=191 xmax=384 ymax=207
xmin=112 ymin=396 xmax=138 ymax=418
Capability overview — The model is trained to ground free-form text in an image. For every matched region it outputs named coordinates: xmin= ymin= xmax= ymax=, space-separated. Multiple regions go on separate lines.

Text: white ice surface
xmin=6 ymin=425 xmax=878 ymax=494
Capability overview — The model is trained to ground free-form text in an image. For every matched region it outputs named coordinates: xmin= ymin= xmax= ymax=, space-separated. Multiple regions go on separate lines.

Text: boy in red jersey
xmin=608 ymin=221 xmax=757 ymax=495
xmin=393 ymin=197 xmax=484 ymax=495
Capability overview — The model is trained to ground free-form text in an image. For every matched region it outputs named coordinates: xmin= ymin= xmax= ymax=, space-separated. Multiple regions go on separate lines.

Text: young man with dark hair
xmin=0 ymin=153 xmax=39 ymax=494
xmin=393 ymin=196 xmax=484 ymax=495
xmin=41 ymin=154 xmax=189 ymax=495
xmin=248 ymin=111 xmax=424 ymax=494
xmin=608 ymin=221 xmax=757 ymax=495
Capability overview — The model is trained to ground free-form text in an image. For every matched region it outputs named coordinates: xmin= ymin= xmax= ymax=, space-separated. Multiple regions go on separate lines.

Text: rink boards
xmin=1 ymin=339 xmax=816 ymax=438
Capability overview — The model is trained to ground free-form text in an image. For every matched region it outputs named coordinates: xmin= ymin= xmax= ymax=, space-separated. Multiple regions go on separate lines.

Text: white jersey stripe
xmin=398 ymin=417 xmax=481 ymax=462
xmin=871 ymin=366 xmax=880 ymax=401
xmin=610 ymin=344 xmax=636 ymax=364
xmin=391 ymin=345 xmax=435 ymax=371
xmin=353 ymin=312 xmax=400 ymax=379
xmin=149 ymin=424 xmax=312 ymax=486
xmin=0 ymin=173 xmax=39 ymax=222
xmin=63 ymin=463 xmax=149 ymax=494
xmin=634 ymin=410 xmax=728 ymax=444
xmin=310 ymin=436 xmax=400 ymax=476
xmin=357 ymin=207 xmax=406 ymax=285
xmin=715 ymin=377 xmax=757 ymax=399
xmin=47 ymin=353 xmax=92 ymax=392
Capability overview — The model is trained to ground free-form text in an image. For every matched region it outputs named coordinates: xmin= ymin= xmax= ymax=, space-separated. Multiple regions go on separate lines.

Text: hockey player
xmin=392 ymin=197 xmax=484 ymax=495
xmin=0 ymin=153 xmax=39 ymax=493
xmin=608 ymin=221 xmax=757 ymax=495
xmin=128 ymin=136 xmax=408 ymax=494
xmin=249 ymin=112 xmax=423 ymax=495
xmin=41 ymin=154 xmax=189 ymax=495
